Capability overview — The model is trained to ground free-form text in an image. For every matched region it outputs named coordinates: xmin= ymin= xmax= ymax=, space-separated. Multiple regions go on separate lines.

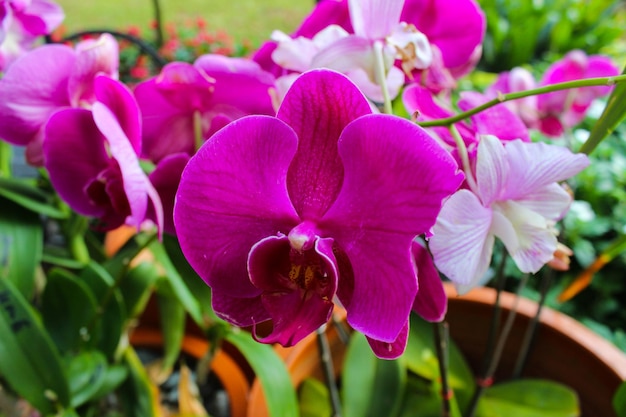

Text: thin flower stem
xmin=317 ymin=326 xmax=343 ymax=417
xmin=465 ymin=274 xmax=529 ymax=417
xmin=331 ymin=312 xmax=350 ymax=345
xmin=449 ymin=125 xmax=479 ymax=194
xmin=150 ymin=0 xmax=164 ymax=48
xmin=193 ymin=110 xmax=204 ymax=151
xmin=419 ymin=74 xmax=626 ymax=128
xmin=373 ymin=41 xmax=393 ymax=115
xmin=479 ymin=247 xmax=508 ymax=377
xmin=434 ymin=321 xmax=452 ymax=417
xmin=512 ymin=267 xmax=553 ymax=378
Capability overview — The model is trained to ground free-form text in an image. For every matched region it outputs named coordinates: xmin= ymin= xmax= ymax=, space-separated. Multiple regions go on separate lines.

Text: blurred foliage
xmin=476 ymin=0 xmax=625 ymax=72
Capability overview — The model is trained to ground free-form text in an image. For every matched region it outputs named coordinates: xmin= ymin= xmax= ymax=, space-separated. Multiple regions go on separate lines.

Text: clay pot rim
xmin=445 ymin=283 xmax=626 ymax=380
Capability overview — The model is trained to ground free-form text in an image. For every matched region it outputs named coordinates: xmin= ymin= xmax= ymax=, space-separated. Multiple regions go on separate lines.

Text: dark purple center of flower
xmin=85 ymin=161 xmax=131 ymax=229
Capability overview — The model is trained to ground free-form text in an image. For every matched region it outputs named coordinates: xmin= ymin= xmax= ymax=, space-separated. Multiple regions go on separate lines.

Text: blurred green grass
xmin=55 ymin=0 xmax=313 ymax=47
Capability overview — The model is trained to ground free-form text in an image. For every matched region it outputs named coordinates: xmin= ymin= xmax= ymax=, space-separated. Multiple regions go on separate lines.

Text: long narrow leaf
xmin=226 ymin=330 xmax=299 ymax=417
xmin=0 ymin=279 xmax=70 ymax=413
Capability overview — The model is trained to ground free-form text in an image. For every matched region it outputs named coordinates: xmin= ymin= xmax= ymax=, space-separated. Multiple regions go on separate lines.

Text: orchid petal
xmin=321 ymin=114 xmax=462 ymax=342
xmin=278 ymin=69 xmax=371 ymax=219
xmin=430 ymin=189 xmax=494 ymax=289
xmin=68 ymin=33 xmax=119 ymax=107
xmin=174 ymin=115 xmax=300 ymax=298
xmin=514 ymin=183 xmax=573 ymax=222
xmin=249 ymin=235 xmax=337 ymax=346
xmin=491 ymin=201 xmax=557 ymax=273
xmin=366 ymin=320 xmax=409 ymax=360
xmin=148 ymin=153 xmax=190 ymax=236
xmin=401 ymin=0 xmax=485 ymax=69
xmin=348 ymin=0 xmax=403 ymax=39
xmin=0 ymin=44 xmax=74 ymax=146
xmin=211 ymin=291 xmax=269 ymax=328
xmin=476 ymin=135 xmax=510 ymax=206
xmin=459 ymin=92 xmax=529 ymax=142
xmin=412 ymin=242 xmax=447 ymax=322
xmin=43 ymin=108 xmax=109 ymax=217
xmin=15 ymin=0 xmax=64 ymax=36
xmin=500 ymin=139 xmax=589 ymax=201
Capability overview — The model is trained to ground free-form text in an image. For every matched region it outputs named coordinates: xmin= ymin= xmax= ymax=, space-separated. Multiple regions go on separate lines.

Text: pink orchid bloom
xmin=0 ymin=0 xmax=64 ymax=70
xmin=254 ymin=0 xmax=485 ymax=95
xmin=43 ymin=75 xmax=163 ymax=233
xmin=134 ymin=54 xmax=276 ymax=163
xmin=0 ymin=33 xmax=118 ymax=165
xmin=429 ymin=135 xmax=589 ymax=293
xmin=174 ymin=69 xmax=463 ymax=358
xmin=537 ymin=50 xmax=619 ymax=137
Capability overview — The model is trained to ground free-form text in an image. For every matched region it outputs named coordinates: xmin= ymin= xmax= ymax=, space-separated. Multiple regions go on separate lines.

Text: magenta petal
xmin=249 ymin=235 xmax=337 ymax=346
xmin=402 ymin=0 xmax=485 ymax=69
xmin=16 ymin=0 xmax=64 ymax=36
xmin=366 ymin=320 xmax=409 ymax=359
xmin=0 ymin=44 xmax=74 ymax=146
xmin=411 ymin=242 xmax=447 ymax=322
xmin=459 ymin=91 xmax=530 ymax=142
xmin=321 ymin=114 xmax=463 ymax=342
xmin=174 ymin=116 xmax=300 ymax=298
xmin=94 ymin=75 xmax=141 ymax=154
xmin=43 ymin=108 xmax=109 ymax=216
xmin=211 ymin=291 xmax=270 ymax=328
xmin=279 ymin=70 xmax=372 ymax=219
xmin=148 ymin=153 xmax=190 ymax=236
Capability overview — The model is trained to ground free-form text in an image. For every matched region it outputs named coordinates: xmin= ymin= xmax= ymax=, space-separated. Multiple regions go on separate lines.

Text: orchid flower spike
xmin=429 ymin=135 xmax=589 ymax=293
xmin=174 ymin=69 xmax=463 ymax=358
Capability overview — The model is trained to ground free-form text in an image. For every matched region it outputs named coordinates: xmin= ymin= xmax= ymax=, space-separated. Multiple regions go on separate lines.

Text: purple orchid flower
xmin=253 ymin=0 xmax=485 ymax=95
xmin=174 ymin=69 xmax=463 ymax=358
xmin=536 ymin=50 xmax=619 ymax=137
xmin=43 ymin=75 xmax=163 ymax=233
xmin=134 ymin=54 xmax=276 ymax=163
xmin=0 ymin=33 xmax=118 ymax=165
xmin=429 ymin=135 xmax=589 ymax=293
xmin=485 ymin=67 xmax=539 ymax=129
xmin=0 ymin=0 xmax=64 ymax=70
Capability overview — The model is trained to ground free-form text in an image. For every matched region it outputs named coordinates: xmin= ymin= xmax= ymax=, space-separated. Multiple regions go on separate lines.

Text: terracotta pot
xmin=130 ymin=327 xmax=250 ymax=417
xmin=247 ymin=286 xmax=626 ymax=417
xmin=444 ymin=284 xmax=626 ymax=417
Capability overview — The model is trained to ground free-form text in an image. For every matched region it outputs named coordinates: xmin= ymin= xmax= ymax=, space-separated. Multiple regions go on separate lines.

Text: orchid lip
xmin=287 ymin=220 xmax=320 ymax=252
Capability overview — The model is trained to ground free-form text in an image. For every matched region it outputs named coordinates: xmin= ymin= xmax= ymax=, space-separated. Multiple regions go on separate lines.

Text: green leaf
xmin=41 ymin=268 xmax=98 ymax=352
xmin=118 ymin=346 xmax=159 ymax=417
xmin=155 ymin=279 xmax=186 ymax=372
xmin=397 ymin=375 xmax=443 ymax=417
xmin=581 ymin=66 xmax=626 ymax=155
xmin=613 ymin=380 xmax=626 ymax=417
xmin=0 ymin=177 xmax=67 ymax=219
xmin=90 ymin=364 xmax=128 ymax=402
xmin=79 ymin=262 xmax=127 ymax=358
xmin=66 ymin=351 xmax=108 ymax=408
xmin=119 ymin=261 xmax=159 ymax=319
xmin=298 ymin=378 xmax=332 ymax=417
xmin=404 ymin=314 xmax=475 ymax=409
xmin=0 ymin=279 xmax=70 ymax=413
xmin=479 ymin=379 xmax=580 ymax=417
xmin=148 ymin=240 xmax=203 ymax=325
xmin=341 ymin=332 xmax=406 ymax=417
xmin=226 ymin=330 xmax=299 ymax=417
xmin=0 ymin=196 xmax=42 ymax=299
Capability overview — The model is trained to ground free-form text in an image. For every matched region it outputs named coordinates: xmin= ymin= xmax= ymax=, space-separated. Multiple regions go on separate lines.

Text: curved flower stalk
xmin=486 ymin=51 xmax=620 ymax=137
xmin=403 ymin=83 xmax=529 ymax=163
xmin=0 ymin=0 xmax=64 ymax=70
xmin=429 ymin=135 xmax=589 ymax=293
xmin=43 ymin=75 xmax=163 ymax=233
xmin=253 ymin=0 xmax=485 ymax=96
xmin=174 ymin=69 xmax=463 ymax=358
xmin=134 ymin=54 xmax=276 ymax=163
xmin=0 ymin=33 xmax=118 ymax=165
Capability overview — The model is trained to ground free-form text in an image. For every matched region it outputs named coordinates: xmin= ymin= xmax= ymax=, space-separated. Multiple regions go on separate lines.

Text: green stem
xmin=434 ymin=321 xmax=452 ymax=417
xmin=0 ymin=142 xmax=11 ymax=177
xmin=449 ymin=126 xmax=479 ymax=193
xmin=193 ymin=110 xmax=204 ymax=151
xmin=373 ymin=41 xmax=393 ymax=115
xmin=150 ymin=0 xmax=164 ymax=48
xmin=419 ymin=74 xmax=626 ymax=128
xmin=317 ymin=326 xmax=342 ymax=417
xmin=465 ymin=274 xmax=529 ymax=417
